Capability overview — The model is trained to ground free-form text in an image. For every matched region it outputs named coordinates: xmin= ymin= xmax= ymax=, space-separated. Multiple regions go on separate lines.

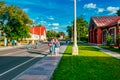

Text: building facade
xmin=88 ymin=16 xmax=120 ymax=45
xmin=29 ymin=26 xmax=46 ymax=41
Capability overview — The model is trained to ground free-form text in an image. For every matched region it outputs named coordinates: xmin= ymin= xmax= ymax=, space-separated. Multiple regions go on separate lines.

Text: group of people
xmin=26 ymin=38 xmax=60 ymax=55
xmin=48 ymin=38 xmax=60 ymax=56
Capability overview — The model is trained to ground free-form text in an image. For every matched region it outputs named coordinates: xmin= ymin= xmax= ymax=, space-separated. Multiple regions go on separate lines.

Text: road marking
xmin=0 ymin=56 xmax=41 ymax=77
xmin=12 ymin=56 xmax=46 ymax=80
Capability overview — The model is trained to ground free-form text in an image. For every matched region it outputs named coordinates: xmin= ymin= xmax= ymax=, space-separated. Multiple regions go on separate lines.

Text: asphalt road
xmin=0 ymin=42 xmax=49 ymax=80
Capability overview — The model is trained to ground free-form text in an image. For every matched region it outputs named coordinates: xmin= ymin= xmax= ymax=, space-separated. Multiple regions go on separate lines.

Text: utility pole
xmin=72 ymin=0 xmax=78 ymax=55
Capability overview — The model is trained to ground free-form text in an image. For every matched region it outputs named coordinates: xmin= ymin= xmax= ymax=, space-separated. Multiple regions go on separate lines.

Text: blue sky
xmin=1 ymin=0 xmax=120 ymax=34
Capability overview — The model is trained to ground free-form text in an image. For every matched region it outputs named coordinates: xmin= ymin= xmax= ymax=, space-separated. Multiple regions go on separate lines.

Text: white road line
xmin=12 ymin=57 xmax=44 ymax=80
xmin=0 ymin=56 xmax=40 ymax=77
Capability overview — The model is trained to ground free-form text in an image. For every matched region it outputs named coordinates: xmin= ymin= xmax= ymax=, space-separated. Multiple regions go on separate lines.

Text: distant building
xmin=88 ymin=16 xmax=120 ymax=45
xmin=29 ymin=26 xmax=46 ymax=41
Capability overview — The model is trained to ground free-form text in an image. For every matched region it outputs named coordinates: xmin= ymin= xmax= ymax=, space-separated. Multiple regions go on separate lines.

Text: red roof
xmin=30 ymin=26 xmax=46 ymax=35
xmin=92 ymin=16 xmax=120 ymax=27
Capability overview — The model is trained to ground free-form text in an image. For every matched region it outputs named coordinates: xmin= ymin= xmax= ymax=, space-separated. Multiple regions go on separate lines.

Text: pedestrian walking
xmin=48 ymin=38 xmax=55 ymax=55
xmin=11 ymin=39 xmax=15 ymax=46
xmin=55 ymin=38 xmax=60 ymax=55
xmin=27 ymin=42 xmax=31 ymax=49
xmin=35 ymin=40 xmax=39 ymax=48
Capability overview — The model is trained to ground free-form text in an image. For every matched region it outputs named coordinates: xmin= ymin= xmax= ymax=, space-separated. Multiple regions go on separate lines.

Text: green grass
xmin=51 ymin=42 xmax=120 ymax=80
xmin=100 ymin=46 xmax=120 ymax=54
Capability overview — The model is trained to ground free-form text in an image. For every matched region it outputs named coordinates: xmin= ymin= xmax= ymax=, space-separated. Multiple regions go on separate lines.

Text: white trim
xmin=108 ymin=26 xmax=116 ymax=43
xmin=102 ymin=29 xmax=107 ymax=44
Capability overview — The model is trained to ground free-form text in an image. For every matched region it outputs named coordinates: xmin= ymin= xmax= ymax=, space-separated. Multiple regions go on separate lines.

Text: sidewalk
xmin=13 ymin=44 xmax=67 ymax=80
xmin=94 ymin=46 xmax=120 ymax=59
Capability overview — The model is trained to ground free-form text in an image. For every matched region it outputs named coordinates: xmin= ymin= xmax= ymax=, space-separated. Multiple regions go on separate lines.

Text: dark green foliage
xmin=47 ymin=30 xmax=65 ymax=39
xmin=67 ymin=16 xmax=88 ymax=41
xmin=116 ymin=9 xmax=120 ymax=16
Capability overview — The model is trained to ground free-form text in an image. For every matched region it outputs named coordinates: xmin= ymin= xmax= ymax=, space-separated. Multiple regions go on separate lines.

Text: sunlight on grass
xmin=51 ymin=42 xmax=120 ymax=80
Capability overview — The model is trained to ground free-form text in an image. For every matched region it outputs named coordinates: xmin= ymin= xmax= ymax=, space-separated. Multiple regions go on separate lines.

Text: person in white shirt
xmin=55 ymin=38 xmax=60 ymax=55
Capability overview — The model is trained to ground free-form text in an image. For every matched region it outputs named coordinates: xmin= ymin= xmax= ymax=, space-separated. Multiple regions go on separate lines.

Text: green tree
xmin=47 ymin=30 xmax=52 ymax=39
xmin=47 ymin=30 xmax=59 ymax=39
xmin=116 ymin=9 xmax=120 ymax=16
xmin=76 ymin=17 xmax=88 ymax=41
xmin=58 ymin=32 xmax=65 ymax=37
xmin=0 ymin=2 xmax=7 ymax=28
xmin=0 ymin=2 xmax=33 ymax=40
xmin=67 ymin=25 xmax=73 ymax=39
xmin=67 ymin=16 xmax=88 ymax=41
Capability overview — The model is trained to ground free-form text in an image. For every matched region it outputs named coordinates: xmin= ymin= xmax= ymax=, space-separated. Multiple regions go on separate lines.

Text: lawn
xmin=100 ymin=46 xmax=120 ymax=54
xmin=51 ymin=42 xmax=120 ymax=80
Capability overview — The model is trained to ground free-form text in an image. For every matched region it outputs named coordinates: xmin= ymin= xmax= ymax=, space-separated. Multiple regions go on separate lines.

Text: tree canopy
xmin=116 ymin=9 xmax=120 ymax=16
xmin=67 ymin=16 xmax=88 ymax=41
xmin=46 ymin=30 xmax=65 ymax=39
xmin=0 ymin=2 xmax=33 ymax=40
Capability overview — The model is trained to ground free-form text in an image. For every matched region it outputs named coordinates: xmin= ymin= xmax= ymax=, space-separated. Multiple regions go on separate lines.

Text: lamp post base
xmin=72 ymin=46 xmax=78 ymax=55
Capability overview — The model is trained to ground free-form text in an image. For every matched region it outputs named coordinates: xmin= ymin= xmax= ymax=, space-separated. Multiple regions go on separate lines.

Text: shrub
xmin=106 ymin=35 xmax=114 ymax=45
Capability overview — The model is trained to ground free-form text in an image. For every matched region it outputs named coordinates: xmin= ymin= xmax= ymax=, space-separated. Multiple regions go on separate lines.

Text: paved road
xmin=0 ymin=42 xmax=49 ymax=80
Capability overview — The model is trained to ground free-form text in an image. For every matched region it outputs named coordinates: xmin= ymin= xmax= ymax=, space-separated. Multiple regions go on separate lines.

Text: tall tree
xmin=67 ymin=16 xmax=88 ymax=41
xmin=0 ymin=2 xmax=33 ymax=40
xmin=76 ymin=17 xmax=88 ymax=41
xmin=67 ymin=25 xmax=73 ymax=39
xmin=0 ymin=2 xmax=7 ymax=28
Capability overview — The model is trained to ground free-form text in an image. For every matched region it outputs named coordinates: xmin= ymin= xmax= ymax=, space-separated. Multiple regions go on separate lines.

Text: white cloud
xmin=47 ymin=16 xmax=54 ymax=20
xmin=39 ymin=20 xmax=47 ymax=25
xmin=55 ymin=27 xmax=59 ymax=29
xmin=52 ymin=23 xmax=59 ymax=27
xmin=23 ymin=8 xmax=29 ymax=12
xmin=107 ymin=6 xmax=119 ymax=15
xmin=40 ymin=20 xmax=47 ymax=24
xmin=36 ymin=17 xmax=39 ymax=20
xmin=48 ymin=23 xmax=52 ymax=26
xmin=84 ymin=3 xmax=96 ymax=9
xmin=98 ymin=8 xmax=104 ymax=13
xmin=52 ymin=27 xmax=59 ymax=30
xmin=70 ymin=0 xmax=82 ymax=2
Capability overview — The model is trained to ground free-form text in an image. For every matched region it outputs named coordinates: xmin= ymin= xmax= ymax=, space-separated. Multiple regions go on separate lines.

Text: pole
xmin=72 ymin=0 xmax=78 ymax=55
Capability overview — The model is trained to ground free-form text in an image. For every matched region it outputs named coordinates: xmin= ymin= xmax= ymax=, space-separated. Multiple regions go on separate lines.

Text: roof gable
xmin=30 ymin=26 xmax=46 ymax=35
xmin=91 ymin=16 xmax=120 ymax=27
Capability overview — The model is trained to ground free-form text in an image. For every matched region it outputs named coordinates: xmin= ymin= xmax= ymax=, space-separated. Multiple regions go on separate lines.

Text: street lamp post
xmin=72 ymin=0 xmax=78 ymax=55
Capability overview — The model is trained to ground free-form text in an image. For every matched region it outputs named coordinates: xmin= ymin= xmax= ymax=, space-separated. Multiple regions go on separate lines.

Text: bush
xmin=106 ymin=35 xmax=114 ymax=45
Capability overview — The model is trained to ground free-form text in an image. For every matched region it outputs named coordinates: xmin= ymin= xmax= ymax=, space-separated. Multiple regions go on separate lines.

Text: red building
xmin=88 ymin=16 xmax=120 ymax=45
xmin=30 ymin=26 xmax=46 ymax=41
